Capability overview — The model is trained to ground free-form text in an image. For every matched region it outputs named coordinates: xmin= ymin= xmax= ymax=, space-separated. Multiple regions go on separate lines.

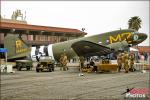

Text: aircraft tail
xmin=4 ymin=34 xmax=31 ymax=59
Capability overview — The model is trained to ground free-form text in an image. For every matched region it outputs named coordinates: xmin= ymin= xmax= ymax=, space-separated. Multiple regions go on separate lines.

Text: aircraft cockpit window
xmin=106 ymin=40 xmax=109 ymax=43
xmin=98 ymin=41 xmax=102 ymax=44
xmin=133 ymin=34 xmax=139 ymax=40
xmin=131 ymin=32 xmax=136 ymax=34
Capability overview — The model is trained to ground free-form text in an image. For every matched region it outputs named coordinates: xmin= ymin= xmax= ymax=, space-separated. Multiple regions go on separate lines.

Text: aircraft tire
xmin=26 ymin=67 xmax=30 ymax=71
xmin=17 ymin=63 xmax=22 ymax=71
xmin=48 ymin=64 xmax=53 ymax=72
xmin=48 ymin=68 xmax=52 ymax=72
xmin=17 ymin=67 xmax=21 ymax=71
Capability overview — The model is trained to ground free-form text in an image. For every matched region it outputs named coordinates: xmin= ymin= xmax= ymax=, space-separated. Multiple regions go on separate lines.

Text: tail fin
xmin=4 ymin=34 xmax=31 ymax=59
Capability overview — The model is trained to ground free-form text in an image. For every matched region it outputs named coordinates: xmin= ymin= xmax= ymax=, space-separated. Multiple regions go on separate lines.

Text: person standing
xmin=117 ymin=53 xmax=122 ymax=72
xmin=144 ymin=52 xmax=148 ymax=61
xmin=79 ymin=56 xmax=85 ymax=68
xmin=62 ymin=53 xmax=68 ymax=71
xmin=135 ymin=52 xmax=139 ymax=63
xmin=129 ymin=52 xmax=135 ymax=72
xmin=90 ymin=59 xmax=97 ymax=72
xmin=121 ymin=52 xmax=125 ymax=71
xmin=35 ymin=46 xmax=40 ymax=62
xmin=59 ymin=54 xmax=64 ymax=71
xmin=124 ymin=51 xmax=129 ymax=73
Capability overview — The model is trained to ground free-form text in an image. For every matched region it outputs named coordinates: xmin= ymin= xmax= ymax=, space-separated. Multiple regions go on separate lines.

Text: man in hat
xmin=62 ymin=53 xmax=68 ymax=71
xmin=129 ymin=52 xmax=135 ymax=72
xmin=79 ymin=56 xmax=85 ymax=69
xmin=59 ymin=54 xmax=64 ymax=71
xmin=123 ymin=51 xmax=129 ymax=73
xmin=117 ymin=53 xmax=122 ymax=72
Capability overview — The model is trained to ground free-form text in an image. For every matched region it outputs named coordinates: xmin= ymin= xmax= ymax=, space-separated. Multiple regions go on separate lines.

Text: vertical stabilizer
xmin=4 ymin=34 xmax=31 ymax=59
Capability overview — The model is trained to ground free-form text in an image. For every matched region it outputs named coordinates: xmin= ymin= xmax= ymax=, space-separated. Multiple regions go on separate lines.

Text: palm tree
xmin=128 ymin=16 xmax=142 ymax=31
xmin=128 ymin=16 xmax=142 ymax=63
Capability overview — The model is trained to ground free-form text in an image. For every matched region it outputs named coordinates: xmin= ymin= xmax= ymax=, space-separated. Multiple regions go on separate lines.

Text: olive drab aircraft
xmin=4 ymin=29 xmax=147 ymax=61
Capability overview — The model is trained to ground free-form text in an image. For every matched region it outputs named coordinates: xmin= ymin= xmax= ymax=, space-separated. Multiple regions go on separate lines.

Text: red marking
xmin=130 ymin=88 xmax=149 ymax=94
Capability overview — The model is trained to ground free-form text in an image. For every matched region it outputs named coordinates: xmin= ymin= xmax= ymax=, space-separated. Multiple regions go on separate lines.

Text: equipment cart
xmin=16 ymin=60 xmax=33 ymax=71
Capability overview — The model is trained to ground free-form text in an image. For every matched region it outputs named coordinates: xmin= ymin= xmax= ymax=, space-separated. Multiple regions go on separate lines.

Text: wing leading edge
xmin=71 ymin=40 xmax=113 ymax=57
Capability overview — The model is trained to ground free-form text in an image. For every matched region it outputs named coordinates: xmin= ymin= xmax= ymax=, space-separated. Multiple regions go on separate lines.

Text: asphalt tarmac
xmin=1 ymin=67 xmax=149 ymax=100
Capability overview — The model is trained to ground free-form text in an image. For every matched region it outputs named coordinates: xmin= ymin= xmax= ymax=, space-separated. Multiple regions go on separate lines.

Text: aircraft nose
xmin=136 ymin=33 xmax=147 ymax=41
xmin=132 ymin=32 xmax=147 ymax=45
xmin=143 ymin=33 xmax=148 ymax=39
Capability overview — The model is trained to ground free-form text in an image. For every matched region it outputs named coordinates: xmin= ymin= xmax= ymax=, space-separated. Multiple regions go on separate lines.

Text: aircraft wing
xmin=71 ymin=40 xmax=113 ymax=57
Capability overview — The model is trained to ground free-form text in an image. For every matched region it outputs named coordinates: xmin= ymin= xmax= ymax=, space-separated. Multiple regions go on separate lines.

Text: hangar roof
xmin=0 ymin=21 xmax=87 ymax=35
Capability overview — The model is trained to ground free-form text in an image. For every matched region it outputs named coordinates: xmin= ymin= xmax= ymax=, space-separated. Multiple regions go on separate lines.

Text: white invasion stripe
xmin=31 ymin=47 xmax=36 ymax=61
xmin=48 ymin=44 xmax=55 ymax=60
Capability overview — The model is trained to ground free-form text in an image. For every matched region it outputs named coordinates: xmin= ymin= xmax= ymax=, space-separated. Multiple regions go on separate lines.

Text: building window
xmin=21 ymin=34 xmax=27 ymax=40
xmin=47 ymin=35 xmax=58 ymax=43
xmin=34 ymin=35 xmax=48 ymax=41
xmin=68 ymin=36 xmax=76 ymax=40
xmin=27 ymin=35 xmax=33 ymax=41
xmin=35 ymin=35 xmax=40 ymax=41
xmin=40 ymin=35 xmax=44 ymax=41
xmin=60 ymin=36 xmax=67 ymax=42
xmin=0 ymin=33 xmax=4 ymax=43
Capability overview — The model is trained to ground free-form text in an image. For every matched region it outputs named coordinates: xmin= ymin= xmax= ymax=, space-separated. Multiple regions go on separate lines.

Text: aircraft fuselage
xmin=31 ymin=29 xmax=147 ymax=61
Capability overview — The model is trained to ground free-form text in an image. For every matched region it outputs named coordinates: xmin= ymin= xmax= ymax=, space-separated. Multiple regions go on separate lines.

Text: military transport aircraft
xmin=4 ymin=29 xmax=147 ymax=61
